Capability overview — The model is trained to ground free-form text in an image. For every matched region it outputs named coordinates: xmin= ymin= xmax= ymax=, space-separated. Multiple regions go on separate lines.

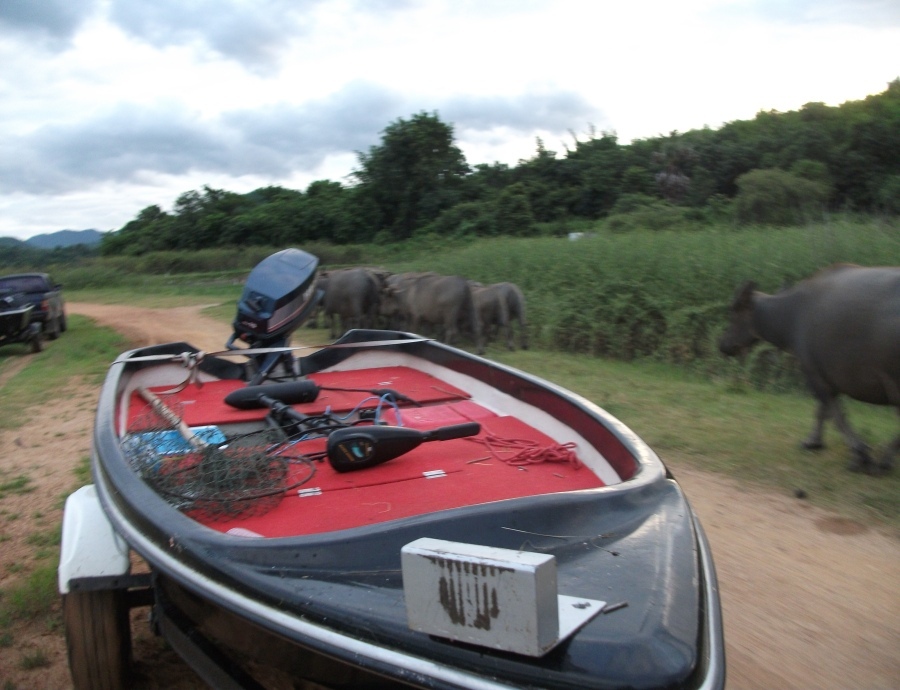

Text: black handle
xmin=224 ymin=380 xmax=319 ymax=409
xmin=425 ymin=422 xmax=481 ymax=442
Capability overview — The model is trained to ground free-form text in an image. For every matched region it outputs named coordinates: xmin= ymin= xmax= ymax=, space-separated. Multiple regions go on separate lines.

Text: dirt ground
xmin=1 ymin=303 xmax=897 ymax=690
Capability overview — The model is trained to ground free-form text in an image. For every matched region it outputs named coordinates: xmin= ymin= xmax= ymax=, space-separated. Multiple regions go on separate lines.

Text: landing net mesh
xmin=123 ymin=402 xmax=314 ymax=520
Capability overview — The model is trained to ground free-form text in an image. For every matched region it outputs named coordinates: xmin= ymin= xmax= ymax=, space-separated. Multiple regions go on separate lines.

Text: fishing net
xmin=123 ymin=401 xmax=316 ymax=520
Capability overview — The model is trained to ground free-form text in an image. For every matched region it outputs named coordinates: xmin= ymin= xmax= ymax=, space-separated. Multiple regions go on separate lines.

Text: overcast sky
xmin=1 ymin=0 xmax=897 ymax=241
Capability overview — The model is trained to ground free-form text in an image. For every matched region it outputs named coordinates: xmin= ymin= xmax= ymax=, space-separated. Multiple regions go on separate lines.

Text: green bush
xmin=734 ymin=168 xmax=830 ymax=225
xmin=604 ymin=194 xmax=692 ymax=232
xmin=875 ymin=174 xmax=900 ymax=214
xmin=493 ymin=183 xmax=538 ymax=236
xmin=421 ymin=201 xmax=495 ymax=237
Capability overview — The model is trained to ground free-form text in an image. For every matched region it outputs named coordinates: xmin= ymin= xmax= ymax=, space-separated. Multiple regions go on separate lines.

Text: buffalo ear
xmin=731 ymin=280 xmax=757 ymax=310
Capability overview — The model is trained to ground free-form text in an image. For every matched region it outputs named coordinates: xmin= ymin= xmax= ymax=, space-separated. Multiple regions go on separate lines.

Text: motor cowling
xmin=231 ymin=248 xmax=321 ymax=346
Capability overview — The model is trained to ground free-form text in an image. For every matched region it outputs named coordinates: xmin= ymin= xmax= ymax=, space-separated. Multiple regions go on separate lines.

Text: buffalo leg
xmin=803 ymin=396 xmax=876 ymax=471
xmin=827 ymin=398 xmax=875 ymax=472
xmin=496 ymin=301 xmax=513 ymax=350
xmin=878 ymin=409 xmax=899 ymax=472
xmin=801 ymin=398 xmax=830 ymax=450
xmin=880 ymin=434 xmax=898 ymax=472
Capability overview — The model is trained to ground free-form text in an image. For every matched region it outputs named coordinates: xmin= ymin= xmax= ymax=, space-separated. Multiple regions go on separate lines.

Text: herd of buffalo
xmin=311 ymin=264 xmax=898 ymax=475
xmin=312 ymin=268 xmax=527 ymax=355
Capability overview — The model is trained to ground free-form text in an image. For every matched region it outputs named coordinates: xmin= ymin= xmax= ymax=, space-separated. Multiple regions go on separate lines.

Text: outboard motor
xmin=227 ymin=248 xmax=322 ymax=384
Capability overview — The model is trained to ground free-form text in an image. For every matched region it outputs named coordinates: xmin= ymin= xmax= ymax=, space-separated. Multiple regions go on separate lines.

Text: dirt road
xmin=1 ymin=303 xmax=897 ymax=689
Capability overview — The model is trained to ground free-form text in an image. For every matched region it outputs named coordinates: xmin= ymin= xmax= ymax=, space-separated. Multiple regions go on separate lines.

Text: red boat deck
xmin=125 ymin=367 xmax=604 ymax=537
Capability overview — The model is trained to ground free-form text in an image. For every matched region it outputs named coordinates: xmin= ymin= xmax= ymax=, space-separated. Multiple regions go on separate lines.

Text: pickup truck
xmin=0 ymin=273 xmax=66 ymax=339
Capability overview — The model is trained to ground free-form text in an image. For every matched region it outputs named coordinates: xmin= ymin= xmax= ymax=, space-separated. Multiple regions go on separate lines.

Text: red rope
xmin=447 ymin=403 xmax=582 ymax=469
xmin=466 ymin=433 xmax=582 ymax=468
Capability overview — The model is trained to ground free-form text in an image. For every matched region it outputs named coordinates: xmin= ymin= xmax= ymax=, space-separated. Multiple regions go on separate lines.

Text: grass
xmin=379 ymin=219 xmax=900 ymax=369
xmin=67 ymin=281 xmax=241 ymax=308
xmin=0 ymin=565 xmax=58 ymax=623
xmin=19 ymin=647 xmax=51 ymax=669
xmin=0 ymin=314 xmax=128 ymax=430
xmin=0 ymin=475 xmax=34 ymax=497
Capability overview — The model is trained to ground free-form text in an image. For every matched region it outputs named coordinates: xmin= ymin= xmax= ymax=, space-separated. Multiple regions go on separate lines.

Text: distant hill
xmin=25 ymin=229 xmax=103 ymax=249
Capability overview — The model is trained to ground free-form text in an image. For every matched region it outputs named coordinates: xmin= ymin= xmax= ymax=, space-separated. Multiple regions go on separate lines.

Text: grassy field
xmin=0 ymin=316 xmax=126 ymax=430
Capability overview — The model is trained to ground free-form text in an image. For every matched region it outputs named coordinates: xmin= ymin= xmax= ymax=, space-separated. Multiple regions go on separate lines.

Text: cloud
xmin=223 ymin=81 xmax=407 ymax=160
xmin=716 ymin=0 xmax=900 ymax=28
xmin=0 ymin=103 xmax=226 ymax=194
xmin=443 ymin=92 xmax=604 ymax=134
xmin=0 ymin=0 xmax=99 ymax=46
xmin=105 ymin=0 xmax=425 ymax=74
xmin=0 ymin=81 xmax=601 ymax=196
xmin=107 ymin=0 xmax=325 ymax=73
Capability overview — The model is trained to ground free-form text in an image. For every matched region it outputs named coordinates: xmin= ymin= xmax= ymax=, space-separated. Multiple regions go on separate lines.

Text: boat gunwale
xmin=100 ymin=332 xmax=668 ymax=548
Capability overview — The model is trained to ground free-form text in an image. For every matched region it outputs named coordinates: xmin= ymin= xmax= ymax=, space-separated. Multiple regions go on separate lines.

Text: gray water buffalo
xmin=471 ymin=282 xmax=528 ymax=350
xmin=719 ymin=263 xmax=900 ymax=473
xmin=378 ymin=272 xmax=433 ymax=330
xmin=321 ymin=267 xmax=382 ymax=338
xmin=382 ymin=273 xmax=483 ymax=354
xmin=305 ymin=270 xmax=330 ymax=329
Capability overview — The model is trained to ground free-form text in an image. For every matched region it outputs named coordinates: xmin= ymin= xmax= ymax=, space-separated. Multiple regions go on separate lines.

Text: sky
xmin=0 ymin=0 xmax=897 ymax=241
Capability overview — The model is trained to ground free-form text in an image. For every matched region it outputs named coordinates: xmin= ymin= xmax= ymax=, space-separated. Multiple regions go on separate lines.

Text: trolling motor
xmin=226 ymin=248 xmax=323 ymax=385
xmin=326 ymin=423 xmax=481 ymax=472
xmin=224 ymin=381 xmax=481 ymax=472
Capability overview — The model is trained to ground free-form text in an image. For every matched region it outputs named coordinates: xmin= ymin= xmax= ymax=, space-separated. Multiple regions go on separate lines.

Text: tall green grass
xmin=383 ymin=216 xmax=900 ymax=387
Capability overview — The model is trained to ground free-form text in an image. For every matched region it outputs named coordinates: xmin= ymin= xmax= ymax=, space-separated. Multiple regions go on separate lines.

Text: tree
xmin=353 ymin=112 xmax=469 ymax=240
xmin=651 ymin=137 xmax=697 ymax=203
xmin=101 ymin=204 xmax=173 ymax=255
xmin=493 ymin=183 xmax=537 ymax=236
xmin=734 ymin=168 xmax=829 ymax=225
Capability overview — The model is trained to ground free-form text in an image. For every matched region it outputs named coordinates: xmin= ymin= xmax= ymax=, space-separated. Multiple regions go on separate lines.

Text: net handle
xmin=137 ymin=386 xmax=207 ymax=450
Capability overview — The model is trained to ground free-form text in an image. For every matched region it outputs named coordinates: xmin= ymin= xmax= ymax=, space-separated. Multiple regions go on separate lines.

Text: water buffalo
xmin=719 ymin=263 xmax=900 ymax=473
xmin=378 ymin=272 xmax=434 ymax=330
xmin=382 ymin=273 xmax=483 ymax=354
xmin=321 ymin=267 xmax=382 ymax=338
xmin=305 ymin=271 xmax=330 ymax=329
xmin=471 ymin=282 xmax=528 ymax=350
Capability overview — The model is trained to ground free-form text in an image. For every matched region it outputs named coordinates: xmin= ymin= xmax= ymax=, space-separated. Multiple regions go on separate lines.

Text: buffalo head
xmin=719 ymin=280 xmax=760 ymax=357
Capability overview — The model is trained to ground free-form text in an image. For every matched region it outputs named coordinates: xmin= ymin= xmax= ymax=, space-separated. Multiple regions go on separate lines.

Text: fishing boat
xmin=59 ymin=250 xmax=725 ymax=690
